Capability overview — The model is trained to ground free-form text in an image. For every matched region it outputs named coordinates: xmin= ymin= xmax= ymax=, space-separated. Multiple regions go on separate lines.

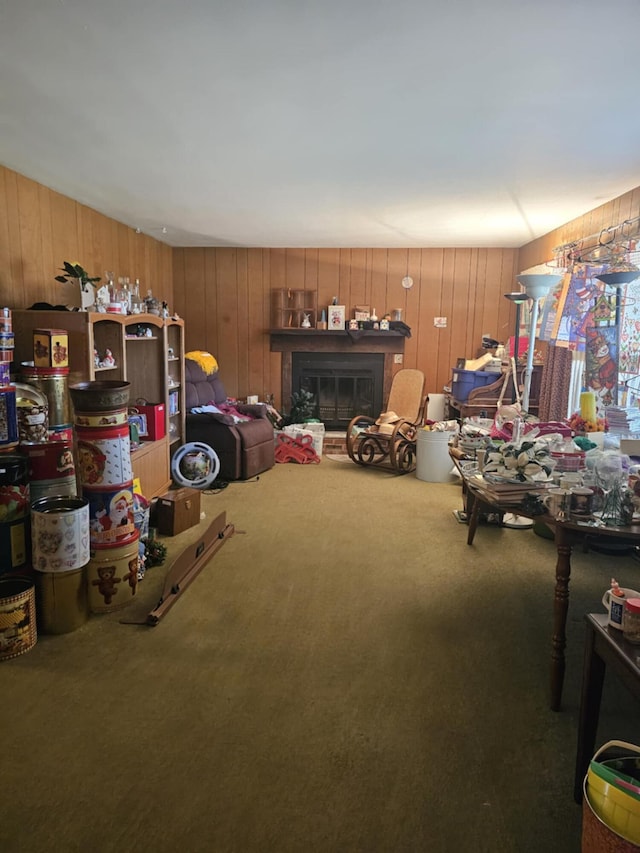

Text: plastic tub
xmin=416 ymin=429 xmax=456 ymax=482
xmin=451 ymin=369 xmax=497 ymax=402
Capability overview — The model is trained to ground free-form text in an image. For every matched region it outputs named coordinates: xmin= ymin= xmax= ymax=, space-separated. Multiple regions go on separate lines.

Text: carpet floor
xmin=1 ymin=461 xmax=639 ymax=852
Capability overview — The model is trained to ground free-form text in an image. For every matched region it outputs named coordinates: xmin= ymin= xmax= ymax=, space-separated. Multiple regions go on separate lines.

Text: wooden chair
xmin=345 ymin=369 xmax=426 ymax=474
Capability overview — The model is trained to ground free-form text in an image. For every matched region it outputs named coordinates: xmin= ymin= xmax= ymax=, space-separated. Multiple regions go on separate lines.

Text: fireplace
xmin=292 ymin=352 xmax=384 ymax=429
xmin=270 ymin=329 xmax=407 ymax=429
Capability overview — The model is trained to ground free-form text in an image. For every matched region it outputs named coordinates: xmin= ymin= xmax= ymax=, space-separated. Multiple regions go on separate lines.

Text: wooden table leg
xmin=467 ymin=490 xmax=481 ymax=546
xmin=574 ymin=619 xmax=605 ymax=803
xmin=551 ymin=525 xmax=572 ymax=711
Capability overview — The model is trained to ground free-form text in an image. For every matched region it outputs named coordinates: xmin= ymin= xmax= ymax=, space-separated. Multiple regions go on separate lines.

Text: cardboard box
xmin=135 ymin=403 xmax=166 ymax=441
xmin=33 ymin=329 xmax=69 ymax=368
xmin=156 ymin=488 xmax=201 ymax=536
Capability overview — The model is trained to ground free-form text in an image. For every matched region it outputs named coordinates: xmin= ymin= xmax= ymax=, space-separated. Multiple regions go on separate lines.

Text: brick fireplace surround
xmin=270 ymin=328 xmax=407 ymax=453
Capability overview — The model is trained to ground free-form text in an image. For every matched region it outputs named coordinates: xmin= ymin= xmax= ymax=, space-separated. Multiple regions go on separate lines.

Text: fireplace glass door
xmin=292 ymin=353 xmax=384 ymax=430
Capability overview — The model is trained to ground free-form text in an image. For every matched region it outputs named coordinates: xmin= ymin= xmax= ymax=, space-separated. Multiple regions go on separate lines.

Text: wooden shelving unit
xmin=271 ymin=289 xmax=317 ymax=329
xmin=12 ymin=310 xmax=185 ymax=498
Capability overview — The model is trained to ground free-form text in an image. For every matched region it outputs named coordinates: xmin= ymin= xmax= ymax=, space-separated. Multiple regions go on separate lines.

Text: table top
xmin=461 ymin=471 xmax=640 ymax=539
xmin=587 ymin=613 xmax=640 ymax=680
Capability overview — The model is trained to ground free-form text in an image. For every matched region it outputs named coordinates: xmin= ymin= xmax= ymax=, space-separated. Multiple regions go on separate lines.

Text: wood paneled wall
xmin=519 ymin=187 xmax=640 ymax=271
xmin=0 ymin=165 xmax=173 ymax=310
xmin=3 ymin=161 xmax=639 ymax=412
xmin=173 ymin=247 xmax=520 ymax=407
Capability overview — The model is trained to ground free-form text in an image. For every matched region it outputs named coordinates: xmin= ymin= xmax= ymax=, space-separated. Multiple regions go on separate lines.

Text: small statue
xmin=94 ymin=348 xmax=100 ymax=368
xmin=301 ymin=313 xmax=311 ymax=329
xmin=101 ymin=348 xmax=115 ymax=368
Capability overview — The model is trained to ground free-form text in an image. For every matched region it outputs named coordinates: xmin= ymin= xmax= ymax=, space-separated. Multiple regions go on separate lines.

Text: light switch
xmin=394 ymin=354 xmax=403 ymax=364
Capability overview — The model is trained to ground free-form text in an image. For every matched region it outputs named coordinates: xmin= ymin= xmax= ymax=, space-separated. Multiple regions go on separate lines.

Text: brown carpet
xmin=1 ymin=461 xmax=638 ymax=852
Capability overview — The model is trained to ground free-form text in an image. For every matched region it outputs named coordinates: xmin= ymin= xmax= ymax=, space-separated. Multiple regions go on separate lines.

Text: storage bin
xmin=451 ymin=369 xmax=497 ymax=402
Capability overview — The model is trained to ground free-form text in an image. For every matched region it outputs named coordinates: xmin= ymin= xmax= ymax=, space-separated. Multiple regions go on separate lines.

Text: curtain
xmin=538 ymin=346 xmax=575 ymax=421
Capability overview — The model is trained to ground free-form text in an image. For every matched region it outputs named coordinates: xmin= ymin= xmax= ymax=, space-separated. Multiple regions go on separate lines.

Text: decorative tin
xmin=33 ymin=329 xmax=69 ymax=368
xmin=21 ymin=440 xmax=75 ymax=482
xmin=31 ymin=496 xmax=90 ymax=573
xmin=36 ymin=567 xmax=88 ymax=634
xmin=74 ymin=408 xmax=129 ymax=428
xmin=0 ymin=386 xmax=18 ymax=447
xmin=86 ymin=533 xmax=139 ymax=613
xmin=69 ymin=381 xmax=130 ymax=413
xmin=75 ymin=425 xmax=132 ymax=487
xmin=84 ymin=483 xmax=137 ymax=547
xmin=0 ymin=454 xmax=30 ymax=573
xmin=14 ymin=382 xmax=49 ymax=443
xmin=48 ymin=424 xmax=74 ymax=443
xmin=0 ymin=576 xmax=37 ymax=660
xmin=19 ymin=363 xmax=71 ymax=428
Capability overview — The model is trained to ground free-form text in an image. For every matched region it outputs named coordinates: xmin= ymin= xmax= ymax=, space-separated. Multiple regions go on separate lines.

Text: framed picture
xmin=328 ymin=305 xmax=345 ymax=330
xmin=354 ymin=305 xmax=370 ymax=322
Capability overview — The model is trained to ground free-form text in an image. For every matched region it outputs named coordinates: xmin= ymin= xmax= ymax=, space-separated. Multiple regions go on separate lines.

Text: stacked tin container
xmin=0 ymin=308 xmax=37 ymax=658
xmin=69 ymin=380 xmax=139 ymax=613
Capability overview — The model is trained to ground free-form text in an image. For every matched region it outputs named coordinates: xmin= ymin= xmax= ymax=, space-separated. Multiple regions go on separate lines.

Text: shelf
xmin=95 ymin=365 xmax=118 ymax=372
xmin=126 ymin=335 xmax=158 ymax=340
xmin=168 ymin=357 xmax=180 ymax=362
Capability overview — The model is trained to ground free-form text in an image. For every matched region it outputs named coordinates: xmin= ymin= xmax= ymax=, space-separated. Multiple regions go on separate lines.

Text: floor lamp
xmin=503 ymin=291 xmax=528 ymax=403
xmin=516 ymin=273 xmax=564 ymax=411
xmin=500 ymin=274 xmax=563 ymax=531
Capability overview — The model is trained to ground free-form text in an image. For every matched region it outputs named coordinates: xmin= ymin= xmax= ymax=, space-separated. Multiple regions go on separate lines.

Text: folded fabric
xmin=190 ymin=402 xmax=255 ymax=423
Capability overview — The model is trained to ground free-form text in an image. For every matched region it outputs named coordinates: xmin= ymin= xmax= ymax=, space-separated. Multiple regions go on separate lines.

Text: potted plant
xmin=55 ymin=262 xmax=101 ymax=310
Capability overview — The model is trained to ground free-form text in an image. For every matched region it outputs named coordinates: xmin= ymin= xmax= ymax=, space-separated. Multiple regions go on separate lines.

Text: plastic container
xmin=451 ymin=369 xmax=496 ymax=402
xmin=622 ymin=598 xmax=640 ymax=644
xmin=586 ymin=763 xmax=640 ymax=845
xmin=416 ymin=429 xmax=456 ymax=482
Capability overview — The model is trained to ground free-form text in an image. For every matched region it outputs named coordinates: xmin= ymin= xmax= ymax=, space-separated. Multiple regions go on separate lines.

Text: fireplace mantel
xmin=270 ymin=329 xmax=407 ymax=411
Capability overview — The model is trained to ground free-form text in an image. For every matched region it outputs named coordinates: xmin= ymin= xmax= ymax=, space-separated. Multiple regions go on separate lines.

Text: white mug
xmin=602 ymin=587 xmax=640 ymax=630
xmin=543 ymin=488 xmax=570 ymax=518
xmin=560 ymin=473 xmax=583 ymax=489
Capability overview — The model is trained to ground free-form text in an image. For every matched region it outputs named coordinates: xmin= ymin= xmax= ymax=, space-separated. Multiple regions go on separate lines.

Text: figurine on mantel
xmin=301 ymin=313 xmax=311 ymax=329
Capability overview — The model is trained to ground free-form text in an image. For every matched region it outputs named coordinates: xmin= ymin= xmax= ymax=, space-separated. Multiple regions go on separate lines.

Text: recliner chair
xmin=184 ymin=357 xmax=275 ymax=481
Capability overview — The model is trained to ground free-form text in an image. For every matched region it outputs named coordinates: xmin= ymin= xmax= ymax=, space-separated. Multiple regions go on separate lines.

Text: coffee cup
xmin=560 ymin=472 xmax=583 ymax=489
xmin=602 ymin=587 xmax=640 ymax=630
xmin=569 ymin=487 xmax=594 ymax=518
xmin=543 ymin=487 xmax=570 ymax=518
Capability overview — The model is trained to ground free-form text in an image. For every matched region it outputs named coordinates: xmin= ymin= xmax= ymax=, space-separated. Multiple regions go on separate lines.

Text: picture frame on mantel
xmin=328 ymin=305 xmax=345 ymax=330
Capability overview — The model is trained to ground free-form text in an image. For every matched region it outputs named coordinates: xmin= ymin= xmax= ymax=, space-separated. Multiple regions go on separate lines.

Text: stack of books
xmin=604 ymin=406 xmax=640 ymax=435
xmin=466 ymin=472 xmax=553 ymax=506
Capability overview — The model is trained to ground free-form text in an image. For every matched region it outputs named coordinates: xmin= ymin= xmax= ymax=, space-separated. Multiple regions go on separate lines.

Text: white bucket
xmin=416 ymin=430 xmax=456 ymax=482
xmin=426 ymin=393 xmax=445 ymax=422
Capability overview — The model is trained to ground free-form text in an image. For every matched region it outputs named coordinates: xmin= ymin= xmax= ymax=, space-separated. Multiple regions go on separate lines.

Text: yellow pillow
xmin=185 ymin=351 xmax=219 ymax=376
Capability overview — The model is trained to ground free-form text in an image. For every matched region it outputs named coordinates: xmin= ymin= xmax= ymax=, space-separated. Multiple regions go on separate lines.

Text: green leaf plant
xmin=54 ymin=261 xmax=101 ymax=292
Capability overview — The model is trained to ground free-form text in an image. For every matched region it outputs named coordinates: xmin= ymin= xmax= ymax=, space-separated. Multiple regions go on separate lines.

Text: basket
xmin=583 ymin=741 xmax=640 ymax=850
xmin=551 ymin=450 xmax=586 ymax=472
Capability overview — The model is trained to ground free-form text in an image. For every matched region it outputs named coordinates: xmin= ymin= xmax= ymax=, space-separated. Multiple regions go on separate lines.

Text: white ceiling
xmin=2 ymin=0 xmax=640 ymax=249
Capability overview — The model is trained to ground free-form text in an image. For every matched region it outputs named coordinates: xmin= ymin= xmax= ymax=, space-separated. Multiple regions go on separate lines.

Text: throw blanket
xmin=185 ymin=351 xmax=219 ymax=375
xmin=190 ymin=402 xmax=254 ymax=423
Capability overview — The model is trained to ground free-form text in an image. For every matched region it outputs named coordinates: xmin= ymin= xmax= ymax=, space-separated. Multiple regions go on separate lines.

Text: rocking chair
xmin=346 ymin=369 xmax=426 ymax=474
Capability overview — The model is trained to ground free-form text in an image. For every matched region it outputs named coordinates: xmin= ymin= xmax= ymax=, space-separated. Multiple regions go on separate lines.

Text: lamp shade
xmin=516 ymin=274 xmax=563 ymax=300
xmin=595 ymin=271 xmax=640 ymax=286
xmin=504 ymin=291 xmax=528 ymax=304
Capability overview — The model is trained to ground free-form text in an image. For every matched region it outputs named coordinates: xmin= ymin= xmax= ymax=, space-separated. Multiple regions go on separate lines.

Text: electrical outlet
xmin=394 ymin=353 xmax=403 ymax=364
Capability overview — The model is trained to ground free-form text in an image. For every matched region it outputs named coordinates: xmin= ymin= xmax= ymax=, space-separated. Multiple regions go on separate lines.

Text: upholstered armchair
xmin=184 ymin=355 xmax=275 ymax=481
